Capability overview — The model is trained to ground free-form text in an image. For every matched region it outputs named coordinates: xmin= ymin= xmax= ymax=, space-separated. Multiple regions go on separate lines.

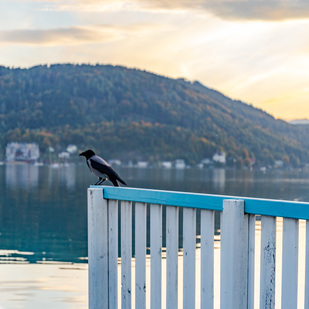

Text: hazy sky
xmin=1 ymin=0 xmax=309 ymax=120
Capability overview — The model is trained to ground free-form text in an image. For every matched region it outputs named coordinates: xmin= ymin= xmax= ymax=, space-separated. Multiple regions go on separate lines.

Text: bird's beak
xmin=79 ymin=152 xmax=84 ymax=156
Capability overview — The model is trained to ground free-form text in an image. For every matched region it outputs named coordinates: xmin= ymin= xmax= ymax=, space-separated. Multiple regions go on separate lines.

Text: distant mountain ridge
xmin=289 ymin=119 xmax=309 ymax=125
xmin=0 ymin=63 xmax=308 ymax=166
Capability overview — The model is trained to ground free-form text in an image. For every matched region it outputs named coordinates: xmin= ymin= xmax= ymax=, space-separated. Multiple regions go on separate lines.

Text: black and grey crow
xmin=79 ymin=149 xmax=127 ymax=187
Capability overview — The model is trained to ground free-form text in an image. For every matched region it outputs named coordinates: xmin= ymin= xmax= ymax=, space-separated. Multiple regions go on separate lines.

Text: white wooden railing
xmin=88 ymin=186 xmax=309 ymax=309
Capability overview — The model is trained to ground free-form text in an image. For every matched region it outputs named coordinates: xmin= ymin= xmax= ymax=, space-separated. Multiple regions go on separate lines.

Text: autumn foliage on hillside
xmin=0 ymin=64 xmax=308 ymax=166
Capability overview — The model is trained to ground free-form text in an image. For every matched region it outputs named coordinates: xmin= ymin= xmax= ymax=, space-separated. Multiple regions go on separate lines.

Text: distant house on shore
xmin=136 ymin=161 xmax=149 ymax=168
xmin=161 ymin=161 xmax=172 ymax=169
xmin=213 ymin=152 xmax=226 ymax=165
xmin=6 ymin=142 xmax=40 ymax=163
xmin=199 ymin=158 xmax=213 ymax=168
xmin=175 ymin=159 xmax=186 ymax=169
xmin=108 ymin=159 xmax=122 ymax=167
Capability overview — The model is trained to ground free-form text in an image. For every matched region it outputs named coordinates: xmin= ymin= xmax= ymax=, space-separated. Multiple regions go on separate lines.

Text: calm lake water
xmin=1 ymin=164 xmax=309 ymax=264
xmin=1 ymin=164 xmax=309 ymax=308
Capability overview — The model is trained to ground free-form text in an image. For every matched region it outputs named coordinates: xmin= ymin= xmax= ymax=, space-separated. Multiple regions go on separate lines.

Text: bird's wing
xmin=86 ymin=160 xmax=91 ymax=171
xmin=91 ymin=155 xmax=109 ymax=166
xmin=90 ymin=156 xmax=127 ymax=186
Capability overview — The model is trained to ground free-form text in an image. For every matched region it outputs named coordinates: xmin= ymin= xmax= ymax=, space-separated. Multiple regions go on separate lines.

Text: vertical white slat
xmin=166 ymin=206 xmax=179 ymax=309
xmin=108 ymin=199 xmax=118 ymax=309
xmin=305 ymin=220 xmax=309 ymax=309
xmin=135 ymin=202 xmax=147 ymax=309
xmin=260 ymin=216 xmax=276 ymax=309
xmin=200 ymin=209 xmax=214 ymax=309
xmin=88 ymin=188 xmax=108 ymax=309
xmin=248 ymin=214 xmax=256 ymax=309
xmin=221 ymin=199 xmax=248 ymax=308
xmin=183 ymin=207 xmax=196 ymax=309
xmin=121 ymin=201 xmax=132 ymax=309
xmin=281 ymin=217 xmax=299 ymax=309
xmin=151 ymin=204 xmax=162 ymax=309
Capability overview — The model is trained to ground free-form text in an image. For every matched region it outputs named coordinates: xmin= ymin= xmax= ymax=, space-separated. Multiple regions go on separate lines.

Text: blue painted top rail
xmin=90 ymin=185 xmax=309 ymax=220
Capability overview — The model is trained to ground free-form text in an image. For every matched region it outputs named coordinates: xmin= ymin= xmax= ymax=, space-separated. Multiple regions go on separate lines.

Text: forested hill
xmin=0 ymin=63 xmax=308 ymax=166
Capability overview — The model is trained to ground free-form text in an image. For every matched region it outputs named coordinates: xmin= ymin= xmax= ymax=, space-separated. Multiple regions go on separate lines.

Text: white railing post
xmin=108 ymin=199 xmax=118 ymax=309
xmin=200 ymin=209 xmax=215 ymax=309
xmin=183 ymin=207 xmax=196 ymax=309
xmin=260 ymin=216 xmax=276 ymax=309
xmin=305 ymin=220 xmax=309 ymax=309
xmin=135 ymin=202 xmax=147 ymax=309
xmin=88 ymin=188 xmax=109 ymax=309
xmin=166 ymin=206 xmax=179 ymax=309
xmin=151 ymin=204 xmax=162 ymax=309
xmin=121 ymin=201 xmax=132 ymax=309
xmin=247 ymin=214 xmax=256 ymax=309
xmin=220 ymin=199 xmax=248 ymax=309
xmin=281 ymin=218 xmax=299 ymax=309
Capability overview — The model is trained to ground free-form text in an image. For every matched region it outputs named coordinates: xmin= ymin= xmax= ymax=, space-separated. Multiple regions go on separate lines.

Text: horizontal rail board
xmin=99 ymin=186 xmax=223 ymax=211
xmin=245 ymin=198 xmax=309 ymax=220
xmin=90 ymin=186 xmax=309 ymax=219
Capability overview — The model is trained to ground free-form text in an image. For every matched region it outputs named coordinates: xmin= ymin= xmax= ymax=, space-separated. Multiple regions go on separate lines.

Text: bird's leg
xmin=94 ymin=178 xmax=102 ymax=185
xmin=98 ymin=178 xmax=108 ymax=185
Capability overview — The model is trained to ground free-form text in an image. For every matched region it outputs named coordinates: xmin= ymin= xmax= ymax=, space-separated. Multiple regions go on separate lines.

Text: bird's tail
xmin=118 ymin=177 xmax=127 ymax=186
xmin=110 ymin=178 xmax=120 ymax=187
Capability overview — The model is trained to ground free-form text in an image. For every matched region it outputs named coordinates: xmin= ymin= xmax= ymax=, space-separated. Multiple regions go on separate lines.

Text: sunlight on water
xmin=0 ymin=250 xmax=35 ymax=264
xmin=0 ymin=264 xmax=88 ymax=309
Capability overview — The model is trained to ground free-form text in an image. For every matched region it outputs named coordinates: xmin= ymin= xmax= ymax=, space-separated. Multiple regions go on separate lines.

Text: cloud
xmin=28 ymin=0 xmax=309 ymax=21
xmin=203 ymin=1 xmax=309 ymax=21
xmin=141 ymin=0 xmax=309 ymax=21
xmin=0 ymin=23 xmax=160 ymax=46
xmin=0 ymin=26 xmax=113 ymax=46
xmin=40 ymin=1 xmax=139 ymax=13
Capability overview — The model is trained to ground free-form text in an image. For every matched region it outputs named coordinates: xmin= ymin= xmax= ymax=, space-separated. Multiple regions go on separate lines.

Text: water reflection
xmin=161 ymin=168 xmax=172 ymax=182
xmin=47 ymin=164 xmax=77 ymax=190
xmin=212 ymin=168 xmax=225 ymax=192
xmin=6 ymin=164 xmax=39 ymax=189
xmin=175 ymin=168 xmax=185 ymax=182
xmin=1 ymin=165 xmax=309 ymax=263
xmin=0 ymin=164 xmax=89 ymax=264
